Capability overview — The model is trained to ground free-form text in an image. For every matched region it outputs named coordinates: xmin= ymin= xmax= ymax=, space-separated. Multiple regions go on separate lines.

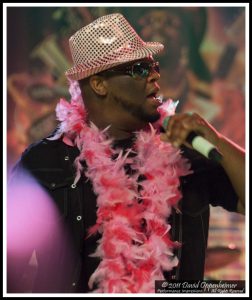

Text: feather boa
xmin=49 ymin=80 xmax=192 ymax=293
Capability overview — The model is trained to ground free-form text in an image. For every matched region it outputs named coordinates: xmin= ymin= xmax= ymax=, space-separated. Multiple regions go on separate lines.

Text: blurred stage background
xmin=6 ymin=6 xmax=246 ymax=281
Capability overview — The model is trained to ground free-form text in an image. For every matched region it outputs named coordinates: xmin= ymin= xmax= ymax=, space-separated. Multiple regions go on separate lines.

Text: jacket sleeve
xmin=207 ymin=163 xmax=238 ymax=212
xmin=181 ymin=146 xmax=238 ymax=213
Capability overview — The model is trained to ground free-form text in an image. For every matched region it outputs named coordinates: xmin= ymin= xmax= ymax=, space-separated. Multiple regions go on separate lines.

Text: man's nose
xmin=147 ymin=68 xmax=160 ymax=82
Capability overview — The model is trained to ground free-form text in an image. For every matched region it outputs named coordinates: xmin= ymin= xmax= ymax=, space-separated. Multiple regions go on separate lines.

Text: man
xmin=8 ymin=13 xmax=245 ymax=293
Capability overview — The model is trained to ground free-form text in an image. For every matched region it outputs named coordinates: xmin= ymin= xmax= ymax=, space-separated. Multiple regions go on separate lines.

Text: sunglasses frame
xmin=101 ymin=61 xmax=160 ymax=79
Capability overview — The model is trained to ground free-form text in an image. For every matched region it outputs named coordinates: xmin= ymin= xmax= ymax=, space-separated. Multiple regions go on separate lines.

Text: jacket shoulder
xmin=20 ymin=138 xmax=79 ymax=169
xmin=14 ymin=138 xmax=80 ymax=189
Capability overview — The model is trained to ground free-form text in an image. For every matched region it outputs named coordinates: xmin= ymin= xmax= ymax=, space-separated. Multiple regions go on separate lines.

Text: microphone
xmin=162 ymin=116 xmax=223 ymax=162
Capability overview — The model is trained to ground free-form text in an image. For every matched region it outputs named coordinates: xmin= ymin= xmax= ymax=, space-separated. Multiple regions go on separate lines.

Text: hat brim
xmin=65 ymin=42 xmax=164 ymax=81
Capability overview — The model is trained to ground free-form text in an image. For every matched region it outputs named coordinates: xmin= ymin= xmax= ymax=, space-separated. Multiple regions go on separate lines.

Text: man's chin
xmin=142 ymin=111 xmax=161 ymax=123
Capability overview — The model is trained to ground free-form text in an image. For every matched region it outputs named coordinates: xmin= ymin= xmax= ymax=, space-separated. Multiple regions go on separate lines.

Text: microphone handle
xmin=186 ymin=132 xmax=223 ymax=162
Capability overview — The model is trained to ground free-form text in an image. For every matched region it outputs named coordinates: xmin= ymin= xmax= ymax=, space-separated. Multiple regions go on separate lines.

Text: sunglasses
xmin=101 ymin=61 xmax=160 ymax=79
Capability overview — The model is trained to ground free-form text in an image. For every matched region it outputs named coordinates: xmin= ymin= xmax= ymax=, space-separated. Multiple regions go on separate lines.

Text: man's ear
xmin=89 ymin=75 xmax=108 ymax=96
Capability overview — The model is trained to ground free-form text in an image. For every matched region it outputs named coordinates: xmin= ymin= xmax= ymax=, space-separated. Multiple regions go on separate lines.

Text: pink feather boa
xmin=49 ymin=80 xmax=192 ymax=293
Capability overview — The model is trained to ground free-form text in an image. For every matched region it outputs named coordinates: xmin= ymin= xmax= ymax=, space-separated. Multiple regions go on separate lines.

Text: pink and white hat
xmin=65 ymin=13 xmax=164 ymax=80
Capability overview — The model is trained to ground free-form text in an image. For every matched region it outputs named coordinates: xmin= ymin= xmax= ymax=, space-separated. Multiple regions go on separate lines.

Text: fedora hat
xmin=65 ymin=13 xmax=164 ymax=80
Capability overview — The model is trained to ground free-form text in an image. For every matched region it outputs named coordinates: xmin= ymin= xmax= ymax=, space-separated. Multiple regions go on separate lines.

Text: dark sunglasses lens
xmin=132 ymin=62 xmax=159 ymax=78
xmin=132 ymin=63 xmax=150 ymax=78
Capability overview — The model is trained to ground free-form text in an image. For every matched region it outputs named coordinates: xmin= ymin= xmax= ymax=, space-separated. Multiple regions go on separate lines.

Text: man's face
xmin=102 ymin=57 xmax=162 ymax=127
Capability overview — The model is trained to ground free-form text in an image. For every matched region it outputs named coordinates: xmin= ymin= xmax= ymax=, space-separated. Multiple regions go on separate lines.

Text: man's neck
xmin=107 ymin=126 xmax=135 ymax=141
xmin=87 ymin=115 xmax=146 ymax=141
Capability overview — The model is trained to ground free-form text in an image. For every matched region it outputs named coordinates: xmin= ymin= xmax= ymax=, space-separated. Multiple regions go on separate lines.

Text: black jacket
xmin=8 ymin=137 xmax=238 ymax=293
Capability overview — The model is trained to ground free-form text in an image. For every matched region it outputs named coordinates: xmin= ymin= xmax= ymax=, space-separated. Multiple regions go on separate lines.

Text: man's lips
xmin=146 ymin=86 xmax=161 ymax=99
xmin=146 ymin=94 xmax=162 ymax=106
